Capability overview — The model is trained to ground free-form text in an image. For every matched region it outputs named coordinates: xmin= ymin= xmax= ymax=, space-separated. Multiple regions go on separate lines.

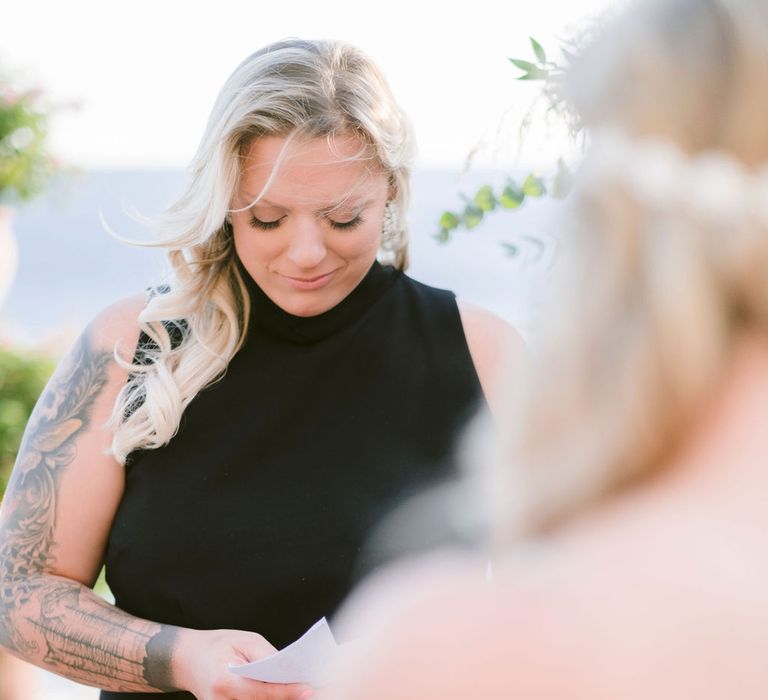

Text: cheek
xmin=336 ymin=225 xmax=381 ymax=260
xmin=343 ymin=213 xmax=384 ymax=255
xmin=232 ymin=224 xmax=281 ymax=264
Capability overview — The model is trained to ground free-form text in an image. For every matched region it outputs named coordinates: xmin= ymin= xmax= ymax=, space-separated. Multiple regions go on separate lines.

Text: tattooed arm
xmin=0 ymin=298 xmax=310 ymax=699
xmin=0 ymin=296 xmax=179 ymax=692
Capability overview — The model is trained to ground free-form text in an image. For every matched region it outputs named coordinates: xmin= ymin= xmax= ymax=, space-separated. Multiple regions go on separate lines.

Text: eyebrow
xmin=244 ymin=196 xmax=375 ymax=216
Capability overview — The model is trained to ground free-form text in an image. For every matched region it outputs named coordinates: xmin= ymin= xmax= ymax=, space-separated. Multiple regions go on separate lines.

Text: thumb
xmin=232 ymin=631 xmax=278 ymax=663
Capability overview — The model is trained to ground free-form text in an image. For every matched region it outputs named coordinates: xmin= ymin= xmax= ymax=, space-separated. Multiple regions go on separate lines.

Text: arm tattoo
xmin=0 ymin=331 xmax=110 ymax=653
xmin=0 ymin=330 xmax=179 ymax=691
xmin=31 ymin=579 xmax=177 ymax=691
xmin=144 ymin=624 xmax=179 ymax=691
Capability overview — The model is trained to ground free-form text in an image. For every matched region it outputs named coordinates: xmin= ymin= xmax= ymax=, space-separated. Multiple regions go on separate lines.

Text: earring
xmin=382 ymin=201 xmax=398 ymax=247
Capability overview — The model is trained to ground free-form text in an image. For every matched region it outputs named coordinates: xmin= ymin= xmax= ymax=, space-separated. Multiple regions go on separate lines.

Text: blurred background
xmin=0 ymin=0 xmax=614 ymax=696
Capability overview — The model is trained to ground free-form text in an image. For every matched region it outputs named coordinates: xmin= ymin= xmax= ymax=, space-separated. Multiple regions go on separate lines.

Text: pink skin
xmin=231 ymin=133 xmax=391 ymax=317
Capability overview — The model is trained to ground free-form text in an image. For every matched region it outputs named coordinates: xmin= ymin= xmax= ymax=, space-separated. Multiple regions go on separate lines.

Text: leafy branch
xmin=509 ymin=36 xmax=578 ymax=127
xmin=436 ymin=158 xmax=574 ymax=245
xmin=509 ymin=37 xmax=555 ymax=81
xmin=435 ymin=36 xmax=582 ymax=250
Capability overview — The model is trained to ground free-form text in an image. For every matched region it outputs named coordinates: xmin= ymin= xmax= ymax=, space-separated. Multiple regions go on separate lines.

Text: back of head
xmin=495 ymin=0 xmax=768 ymax=542
xmin=570 ymin=0 xmax=768 ymax=164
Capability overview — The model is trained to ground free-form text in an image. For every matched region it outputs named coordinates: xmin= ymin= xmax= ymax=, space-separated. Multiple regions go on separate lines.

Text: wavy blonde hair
xmin=495 ymin=0 xmax=768 ymax=542
xmin=108 ymin=39 xmax=415 ymax=463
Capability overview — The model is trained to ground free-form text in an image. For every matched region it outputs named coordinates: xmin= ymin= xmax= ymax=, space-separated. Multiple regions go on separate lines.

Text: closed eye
xmin=329 ymin=215 xmax=363 ymax=231
xmin=249 ymin=215 xmax=284 ymax=230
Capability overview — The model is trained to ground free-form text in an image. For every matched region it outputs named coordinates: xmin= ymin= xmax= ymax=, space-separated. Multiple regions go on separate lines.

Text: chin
xmin=281 ymin=294 xmax=335 ymax=317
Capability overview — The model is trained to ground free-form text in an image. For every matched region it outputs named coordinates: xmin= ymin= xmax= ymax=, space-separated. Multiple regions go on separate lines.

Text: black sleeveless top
xmin=102 ymin=262 xmax=484 ymax=698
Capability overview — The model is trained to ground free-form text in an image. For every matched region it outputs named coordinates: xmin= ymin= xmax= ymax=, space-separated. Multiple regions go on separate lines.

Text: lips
xmin=279 ymin=269 xmax=339 ymax=290
xmin=287 ymin=272 xmax=333 ymax=283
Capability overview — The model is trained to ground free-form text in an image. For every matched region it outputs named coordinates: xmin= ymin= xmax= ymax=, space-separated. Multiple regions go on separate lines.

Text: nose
xmin=285 ymin=222 xmax=327 ymax=269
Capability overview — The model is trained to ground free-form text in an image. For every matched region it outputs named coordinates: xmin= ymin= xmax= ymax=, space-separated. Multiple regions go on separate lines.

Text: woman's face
xmin=231 ymin=133 xmax=390 ymax=317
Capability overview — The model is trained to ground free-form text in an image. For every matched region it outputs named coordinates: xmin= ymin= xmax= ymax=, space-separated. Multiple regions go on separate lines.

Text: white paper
xmin=229 ymin=618 xmax=339 ymax=686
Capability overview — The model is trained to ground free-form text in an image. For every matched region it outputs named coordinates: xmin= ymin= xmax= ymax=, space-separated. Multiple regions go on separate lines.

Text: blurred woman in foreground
xmin=330 ymin=0 xmax=768 ymax=696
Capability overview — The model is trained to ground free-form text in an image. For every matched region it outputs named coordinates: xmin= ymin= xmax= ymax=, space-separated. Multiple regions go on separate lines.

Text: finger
xmin=241 ymin=680 xmax=314 ymax=700
xmin=286 ymin=682 xmax=314 ymax=700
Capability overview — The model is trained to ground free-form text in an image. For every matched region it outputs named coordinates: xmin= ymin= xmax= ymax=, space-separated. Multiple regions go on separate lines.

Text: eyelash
xmin=330 ymin=215 xmax=364 ymax=230
xmin=249 ymin=216 xmax=281 ymax=230
xmin=248 ymin=215 xmax=364 ymax=231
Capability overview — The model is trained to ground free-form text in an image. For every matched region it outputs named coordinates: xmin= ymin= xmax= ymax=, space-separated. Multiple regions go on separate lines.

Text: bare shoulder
xmin=332 ymin=516 xmax=768 ymax=700
xmin=86 ymin=292 xmax=147 ymax=354
xmin=42 ymin=292 xmax=148 ymax=400
xmin=330 ymin=552 xmax=579 ymax=700
xmin=457 ymin=301 xmax=530 ymax=413
xmin=0 ymin=293 xmax=150 ymax=590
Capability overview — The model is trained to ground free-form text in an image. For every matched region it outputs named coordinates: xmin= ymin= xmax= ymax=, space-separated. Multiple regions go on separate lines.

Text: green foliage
xmin=509 ymin=37 xmax=557 ymax=82
xmin=462 ymin=202 xmax=485 ymax=229
xmin=499 ymin=182 xmax=524 ymax=209
xmin=435 ymin=164 xmax=575 ymax=245
xmin=522 ymin=173 xmax=546 ymax=197
xmin=507 ymin=35 xmax=585 ymax=138
xmin=474 ymin=185 xmax=496 ymax=212
xmin=436 ymin=37 xmax=581 ymax=250
xmin=502 ymin=234 xmax=548 ymax=260
xmin=530 ymin=37 xmax=547 ymax=64
xmin=0 ymin=74 xmax=59 ymax=203
xmin=509 ymin=59 xmax=549 ymax=81
xmin=439 ymin=211 xmax=460 ymax=231
xmin=0 ymin=346 xmax=55 ymax=497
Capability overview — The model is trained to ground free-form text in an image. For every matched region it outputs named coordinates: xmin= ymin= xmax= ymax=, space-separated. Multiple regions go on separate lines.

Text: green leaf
xmin=434 ymin=228 xmax=451 ymax=244
xmin=522 ymin=173 xmax=546 ymax=197
xmin=509 ymin=58 xmax=539 ymax=73
xmin=463 ymin=203 xmax=484 ymax=229
xmin=499 ymin=182 xmax=524 ymax=209
xmin=438 ymin=211 xmax=460 ymax=230
xmin=473 ymin=185 xmax=496 ymax=212
xmin=530 ymin=37 xmax=547 ymax=64
xmin=515 ymin=67 xmax=549 ymax=81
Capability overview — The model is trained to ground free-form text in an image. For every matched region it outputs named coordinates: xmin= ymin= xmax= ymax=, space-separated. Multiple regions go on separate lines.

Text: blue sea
xmin=2 ymin=168 xmax=560 ymax=350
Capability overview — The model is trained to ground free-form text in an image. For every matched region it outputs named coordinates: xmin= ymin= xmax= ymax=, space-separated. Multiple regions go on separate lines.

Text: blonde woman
xmin=0 ymin=40 xmax=518 ymax=700
xmin=329 ymin=0 xmax=768 ymax=697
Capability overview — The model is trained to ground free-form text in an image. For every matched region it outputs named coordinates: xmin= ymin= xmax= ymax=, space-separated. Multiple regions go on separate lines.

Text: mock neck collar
xmin=239 ymin=259 xmax=400 ymax=345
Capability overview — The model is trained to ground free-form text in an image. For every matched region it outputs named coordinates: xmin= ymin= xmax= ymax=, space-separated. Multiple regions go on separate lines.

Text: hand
xmin=174 ymin=628 xmax=314 ymax=700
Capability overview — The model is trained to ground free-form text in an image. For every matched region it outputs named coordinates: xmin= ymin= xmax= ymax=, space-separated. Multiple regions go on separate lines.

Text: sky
xmin=2 ymin=0 xmax=615 ymax=170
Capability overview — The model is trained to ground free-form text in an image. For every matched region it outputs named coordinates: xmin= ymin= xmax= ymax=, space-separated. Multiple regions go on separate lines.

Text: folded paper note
xmin=229 ymin=617 xmax=339 ymax=686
